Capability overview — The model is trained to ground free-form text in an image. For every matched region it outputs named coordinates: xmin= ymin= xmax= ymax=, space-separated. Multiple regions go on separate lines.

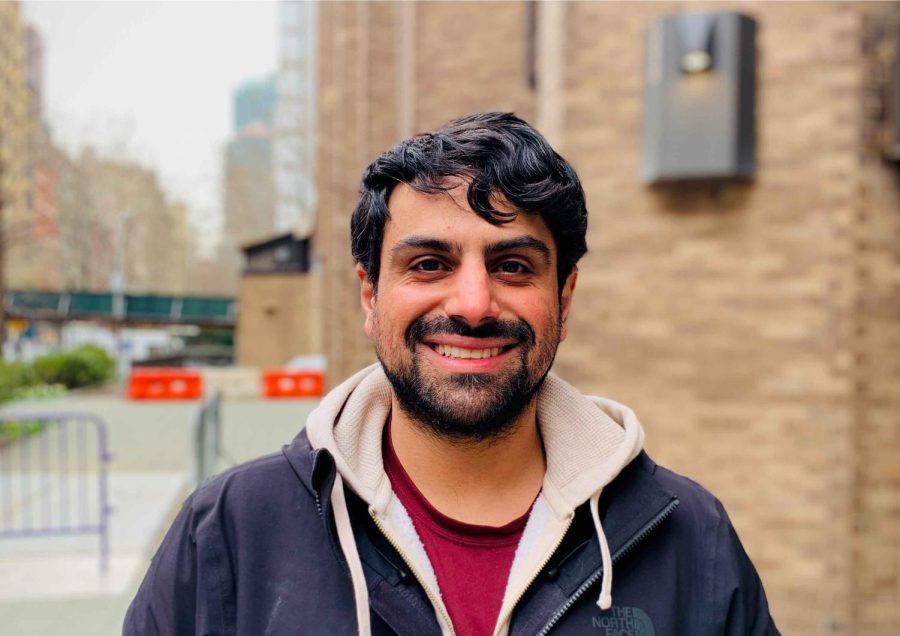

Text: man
xmin=126 ymin=113 xmax=778 ymax=635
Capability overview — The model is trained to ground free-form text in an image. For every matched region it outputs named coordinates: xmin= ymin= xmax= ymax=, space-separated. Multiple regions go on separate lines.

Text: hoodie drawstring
xmin=589 ymin=491 xmax=614 ymax=611
xmin=330 ymin=472 xmax=372 ymax=636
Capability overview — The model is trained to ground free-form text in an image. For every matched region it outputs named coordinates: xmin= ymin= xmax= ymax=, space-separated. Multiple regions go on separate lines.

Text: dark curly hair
xmin=350 ymin=112 xmax=588 ymax=291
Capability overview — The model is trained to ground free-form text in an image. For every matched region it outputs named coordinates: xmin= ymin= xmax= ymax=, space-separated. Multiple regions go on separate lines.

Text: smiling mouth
xmin=428 ymin=343 xmax=516 ymax=359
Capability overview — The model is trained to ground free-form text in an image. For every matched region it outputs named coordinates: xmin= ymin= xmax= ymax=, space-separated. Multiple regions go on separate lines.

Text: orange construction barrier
xmin=129 ymin=368 xmax=204 ymax=400
xmin=262 ymin=369 xmax=325 ymax=398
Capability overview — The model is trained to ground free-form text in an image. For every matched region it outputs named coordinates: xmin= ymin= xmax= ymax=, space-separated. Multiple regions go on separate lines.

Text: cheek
xmin=381 ymin=287 xmax=443 ymax=326
xmin=512 ymin=293 xmax=561 ymax=335
xmin=370 ymin=299 xmax=414 ymax=351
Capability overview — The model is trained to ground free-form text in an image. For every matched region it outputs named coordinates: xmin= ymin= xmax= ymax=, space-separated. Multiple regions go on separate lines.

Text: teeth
xmin=435 ymin=344 xmax=502 ymax=359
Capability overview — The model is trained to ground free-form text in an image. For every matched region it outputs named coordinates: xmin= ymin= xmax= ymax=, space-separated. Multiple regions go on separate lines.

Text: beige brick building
xmin=312 ymin=3 xmax=900 ymax=633
xmin=0 ymin=2 xmax=33 ymax=292
xmin=78 ymin=151 xmax=189 ymax=295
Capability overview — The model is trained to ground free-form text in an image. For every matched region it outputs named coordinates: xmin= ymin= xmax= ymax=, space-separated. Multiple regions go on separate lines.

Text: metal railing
xmin=193 ymin=389 xmax=223 ymax=486
xmin=0 ymin=412 xmax=112 ymax=572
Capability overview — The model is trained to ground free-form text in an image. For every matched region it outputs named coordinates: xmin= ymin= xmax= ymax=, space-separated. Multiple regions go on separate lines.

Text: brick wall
xmin=313 ymin=3 xmax=900 ymax=633
xmin=236 ymin=271 xmax=322 ymax=368
xmin=856 ymin=9 xmax=900 ymax=633
xmin=555 ymin=3 xmax=868 ymax=632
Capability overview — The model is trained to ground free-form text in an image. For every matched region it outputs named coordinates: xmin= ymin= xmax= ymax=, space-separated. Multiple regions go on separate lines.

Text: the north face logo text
xmin=591 ymin=606 xmax=655 ymax=636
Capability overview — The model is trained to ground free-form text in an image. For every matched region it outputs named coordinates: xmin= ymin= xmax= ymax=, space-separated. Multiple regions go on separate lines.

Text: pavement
xmin=0 ymin=388 xmax=317 ymax=636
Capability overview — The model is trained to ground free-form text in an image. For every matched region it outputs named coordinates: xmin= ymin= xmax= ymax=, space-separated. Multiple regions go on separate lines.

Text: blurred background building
xmin=1 ymin=2 xmax=33 ymax=298
xmin=2 ymin=5 xmax=192 ymax=298
xmin=309 ymin=3 xmax=900 ymax=635
xmin=274 ymin=0 xmax=317 ymax=239
xmin=223 ymin=75 xmax=277 ymax=249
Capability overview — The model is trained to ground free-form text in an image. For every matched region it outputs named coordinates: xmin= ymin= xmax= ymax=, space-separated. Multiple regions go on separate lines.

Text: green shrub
xmin=0 ymin=361 xmax=39 ymax=403
xmin=0 ymin=419 xmax=48 ymax=442
xmin=32 ymin=345 xmax=115 ymax=389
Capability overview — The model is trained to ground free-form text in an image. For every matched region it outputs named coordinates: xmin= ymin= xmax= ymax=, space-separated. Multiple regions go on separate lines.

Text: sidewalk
xmin=0 ymin=391 xmax=317 ymax=636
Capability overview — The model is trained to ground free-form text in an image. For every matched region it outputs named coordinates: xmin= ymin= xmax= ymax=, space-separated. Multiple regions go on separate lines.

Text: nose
xmin=443 ymin=261 xmax=501 ymax=327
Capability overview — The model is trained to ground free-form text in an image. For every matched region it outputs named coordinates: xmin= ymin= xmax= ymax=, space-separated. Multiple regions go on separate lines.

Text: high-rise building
xmin=223 ymin=76 xmax=278 ymax=250
xmin=1 ymin=3 xmax=36 ymax=292
xmin=223 ymin=3 xmax=318 ymax=251
xmin=234 ymin=76 xmax=276 ymax=131
xmin=18 ymin=24 xmax=60 ymax=291
xmin=24 ymin=24 xmax=42 ymax=116
xmin=223 ymin=124 xmax=276 ymax=246
xmin=274 ymin=1 xmax=317 ymax=238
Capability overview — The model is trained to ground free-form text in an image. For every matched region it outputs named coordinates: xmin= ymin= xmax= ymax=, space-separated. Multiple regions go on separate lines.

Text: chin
xmin=383 ymin=358 xmax=547 ymax=444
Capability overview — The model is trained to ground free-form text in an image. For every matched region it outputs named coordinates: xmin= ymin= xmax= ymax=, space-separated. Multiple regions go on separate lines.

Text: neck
xmin=389 ymin=398 xmax=546 ymax=526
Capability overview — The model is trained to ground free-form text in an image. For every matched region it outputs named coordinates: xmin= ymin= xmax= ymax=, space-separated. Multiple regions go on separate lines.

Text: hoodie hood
xmin=305 ymin=362 xmax=644 ymax=515
xmin=304 ymin=362 xmax=645 ymax=635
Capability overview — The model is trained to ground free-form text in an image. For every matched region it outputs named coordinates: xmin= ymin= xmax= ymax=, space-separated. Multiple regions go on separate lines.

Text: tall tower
xmin=223 ymin=76 xmax=277 ymax=247
xmin=274 ymin=1 xmax=317 ymax=240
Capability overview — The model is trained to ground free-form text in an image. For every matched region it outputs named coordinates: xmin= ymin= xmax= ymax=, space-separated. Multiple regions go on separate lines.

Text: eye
xmin=411 ymin=258 xmax=447 ymax=273
xmin=495 ymin=260 xmax=532 ymax=276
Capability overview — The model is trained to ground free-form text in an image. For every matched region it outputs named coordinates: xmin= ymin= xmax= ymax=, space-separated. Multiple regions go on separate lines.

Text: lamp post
xmin=110 ymin=208 xmax=135 ymax=377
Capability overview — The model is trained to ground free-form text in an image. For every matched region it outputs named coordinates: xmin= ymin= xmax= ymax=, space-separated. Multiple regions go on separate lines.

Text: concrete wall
xmin=313 ymin=3 xmax=900 ymax=633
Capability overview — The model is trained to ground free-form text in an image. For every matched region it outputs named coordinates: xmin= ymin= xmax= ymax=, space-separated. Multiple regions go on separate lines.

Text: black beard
xmin=377 ymin=315 xmax=558 ymax=443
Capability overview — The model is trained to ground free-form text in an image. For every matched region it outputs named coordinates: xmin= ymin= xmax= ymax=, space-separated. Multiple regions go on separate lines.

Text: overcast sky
xmin=23 ymin=1 xmax=278 ymax=252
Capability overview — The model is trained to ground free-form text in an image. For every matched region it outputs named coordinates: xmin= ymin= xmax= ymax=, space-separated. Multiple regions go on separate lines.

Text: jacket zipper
xmin=492 ymin=515 xmax=574 ymax=636
xmin=536 ymin=498 xmax=680 ymax=636
xmin=369 ymin=509 xmax=457 ymax=636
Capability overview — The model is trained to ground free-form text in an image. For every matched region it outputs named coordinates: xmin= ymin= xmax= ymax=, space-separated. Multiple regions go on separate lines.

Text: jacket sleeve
xmin=123 ymin=497 xmax=201 ymax=635
xmin=713 ymin=500 xmax=781 ymax=636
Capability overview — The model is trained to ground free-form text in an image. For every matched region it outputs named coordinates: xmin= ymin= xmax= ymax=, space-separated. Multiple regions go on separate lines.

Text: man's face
xmin=358 ymin=182 xmax=577 ymax=442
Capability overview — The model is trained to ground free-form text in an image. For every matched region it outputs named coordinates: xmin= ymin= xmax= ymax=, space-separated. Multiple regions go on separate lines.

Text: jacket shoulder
xmin=639 ymin=453 xmax=731 ymax=523
xmin=635 ymin=453 xmax=780 ymax=635
xmin=188 ymin=428 xmax=317 ymax=513
xmin=124 ymin=430 xmax=343 ymax=635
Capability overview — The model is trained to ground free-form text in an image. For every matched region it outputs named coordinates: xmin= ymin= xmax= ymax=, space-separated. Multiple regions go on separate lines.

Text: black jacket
xmin=125 ymin=428 xmax=779 ymax=635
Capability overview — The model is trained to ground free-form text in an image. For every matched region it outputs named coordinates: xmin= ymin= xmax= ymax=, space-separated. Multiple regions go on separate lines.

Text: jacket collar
xmin=510 ymin=453 xmax=679 ymax=635
xmin=284 ymin=432 xmax=678 ymax=633
xmin=301 ymin=363 xmax=645 ymax=518
xmin=550 ymin=452 xmax=678 ymax=596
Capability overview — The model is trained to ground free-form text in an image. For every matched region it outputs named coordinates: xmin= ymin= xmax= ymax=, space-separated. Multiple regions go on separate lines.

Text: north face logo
xmin=591 ymin=606 xmax=655 ymax=635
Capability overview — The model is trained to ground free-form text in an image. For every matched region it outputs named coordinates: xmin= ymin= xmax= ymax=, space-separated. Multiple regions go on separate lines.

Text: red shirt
xmin=383 ymin=425 xmax=530 ymax=636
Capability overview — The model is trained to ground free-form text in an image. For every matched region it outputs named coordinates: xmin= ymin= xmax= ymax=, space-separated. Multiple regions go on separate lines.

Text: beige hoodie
xmin=306 ymin=363 xmax=645 ymax=636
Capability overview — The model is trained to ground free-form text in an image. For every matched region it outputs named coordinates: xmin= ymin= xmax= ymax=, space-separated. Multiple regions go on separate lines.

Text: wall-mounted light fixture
xmin=642 ymin=12 xmax=757 ymax=183
xmin=880 ymin=23 xmax=900 ymax=162
xmin=677 ymin=12 xmax=715 ymax=74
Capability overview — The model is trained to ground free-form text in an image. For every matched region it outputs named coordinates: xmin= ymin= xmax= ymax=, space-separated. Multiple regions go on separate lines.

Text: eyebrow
xmin=389 ymin=234 xmax=552 ymax=267
xmin=390 ymin=236 xmax=462 ymax=257
xmin=485 ymin=236 xmax=552 ymax=267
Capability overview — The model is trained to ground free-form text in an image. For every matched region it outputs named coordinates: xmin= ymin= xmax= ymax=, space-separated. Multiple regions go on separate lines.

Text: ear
xmin=357 ymin=263 xmax=376 ymax=339
xmin=559 ymin=267 xmax=578 ymax=343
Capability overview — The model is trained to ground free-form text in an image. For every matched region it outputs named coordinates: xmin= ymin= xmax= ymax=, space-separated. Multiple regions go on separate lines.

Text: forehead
xmin=383 ymin=183 xmax=555 ymax=253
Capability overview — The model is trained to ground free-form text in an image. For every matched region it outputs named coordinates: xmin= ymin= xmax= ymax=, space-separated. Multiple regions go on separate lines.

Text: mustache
xmin=405 ymin=315 xmax=535 ymax=350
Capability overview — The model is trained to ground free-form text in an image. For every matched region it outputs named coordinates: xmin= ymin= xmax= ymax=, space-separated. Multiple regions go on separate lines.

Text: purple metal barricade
xmin=0 ymin=412 xmax=112 ymax=572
